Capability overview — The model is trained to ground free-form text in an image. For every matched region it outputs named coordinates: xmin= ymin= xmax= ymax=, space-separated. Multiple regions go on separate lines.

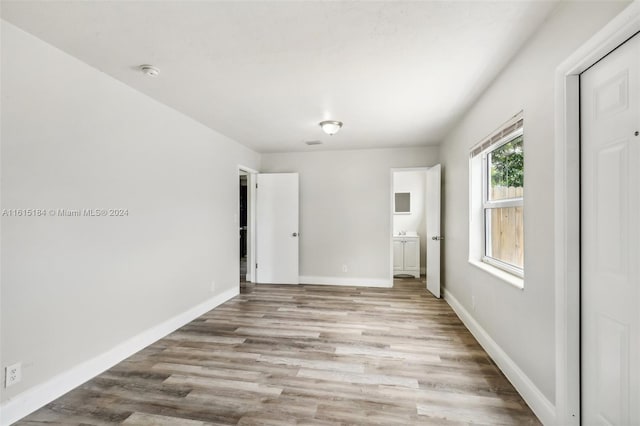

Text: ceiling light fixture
xmin=319 ymin=120 xmax=343 ymax=136
xmin=139 ymin=64 xmax=160 ymax=77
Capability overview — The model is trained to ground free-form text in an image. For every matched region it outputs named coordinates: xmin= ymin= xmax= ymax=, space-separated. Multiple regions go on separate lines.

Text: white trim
xmin=0 ymin=288 xmax=238 ymax=426
xmin=299 ymin=275 xmax=392 ymax=288
xmin=443 ymin=288 xmax=554 ymax=425
xmin=554 ymin=3 xmax=640 ymax=424
xmin=481 ymin=256 xmax=524 ymax=280
xmin=484 ymin=199 xmax=523 ymax=209
xmin=468 ymin=260 xmax=524 ymax=290
xmin=247 ymin=171 xmax=257 ymax=284
xmin=238 ymin=165 xmax=259 ymax=174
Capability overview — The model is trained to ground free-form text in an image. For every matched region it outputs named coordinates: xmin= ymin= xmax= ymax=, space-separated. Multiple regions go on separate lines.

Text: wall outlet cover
xmin=5 ymin=362 xmax=21 ymax=387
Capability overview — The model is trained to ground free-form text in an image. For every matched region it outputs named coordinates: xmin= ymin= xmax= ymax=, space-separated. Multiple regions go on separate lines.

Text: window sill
xmin=468 ymin=259 xmax=524 ymax=290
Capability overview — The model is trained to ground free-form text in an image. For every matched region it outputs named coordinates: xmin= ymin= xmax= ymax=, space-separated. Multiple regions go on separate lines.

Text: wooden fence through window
xmin=488 ymin=187 xmax=524 ymax=268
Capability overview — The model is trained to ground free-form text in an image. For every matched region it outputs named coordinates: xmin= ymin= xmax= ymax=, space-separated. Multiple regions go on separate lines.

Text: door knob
xmin=292 ymin=232 xmax=298 ymax=237
xmin=432 ymin=236 xmax=444 ymax=241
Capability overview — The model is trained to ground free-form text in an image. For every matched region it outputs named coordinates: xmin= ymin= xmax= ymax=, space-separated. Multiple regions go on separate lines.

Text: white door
xmin=426 ymin=164 xmax=442 ymax=298
xmin=256 ymin=173 xmax=299 ymax=284
xmin=581 ymin=33 xmax=639 ymax=425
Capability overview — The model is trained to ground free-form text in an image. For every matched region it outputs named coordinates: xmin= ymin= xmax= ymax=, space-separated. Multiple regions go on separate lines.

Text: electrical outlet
xmin=472 ymin=296 xmax=477 ymax=311
xmin=5 ymin=363 xmax=21 ymax=388
xmin=210 ymin=280 xmax=216 ymax=293
xmin=342 ymin=264 xmax=348 ymax=273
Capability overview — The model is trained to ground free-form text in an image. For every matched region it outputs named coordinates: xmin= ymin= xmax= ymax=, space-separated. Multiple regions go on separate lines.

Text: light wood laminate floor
xmin=17 ymin=278 xmax=540 ymax=425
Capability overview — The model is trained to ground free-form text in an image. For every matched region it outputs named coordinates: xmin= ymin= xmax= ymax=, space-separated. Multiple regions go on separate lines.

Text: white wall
xmin=261 ymin=147 xmax=439 ymax=285
xmin=0 ymin=21 xmax=260 ymax=406
xmin=393 ymin=170 xmax=427 ymax=271
xmin=439 ymin=0 xmax=629 ymax=417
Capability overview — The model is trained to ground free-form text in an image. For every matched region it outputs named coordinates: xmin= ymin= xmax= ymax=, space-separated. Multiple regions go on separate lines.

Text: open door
xmin=426 ymin=164 xmax=442 ymax=298
xmin=256 ymin=173 xmax=299 ymax=284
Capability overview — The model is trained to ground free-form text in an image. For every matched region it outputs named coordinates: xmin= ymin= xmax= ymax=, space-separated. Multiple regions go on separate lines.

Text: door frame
xmin=554 ymin=2 xmax=639 ymax=424
xmin=238 ymin=165 xmax=258 ymax=283
xmin=389 ymin=167 xmax=431 ymax=283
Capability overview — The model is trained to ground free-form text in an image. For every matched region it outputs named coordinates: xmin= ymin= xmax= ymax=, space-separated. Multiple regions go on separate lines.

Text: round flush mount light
xmin=139 ymin=64 xmax=160 ymax=77
xmin=319 ymin=120 xmax=343 ymax=136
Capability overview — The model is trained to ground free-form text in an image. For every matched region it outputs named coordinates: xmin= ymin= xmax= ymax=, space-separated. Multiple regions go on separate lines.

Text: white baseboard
xmin=443 ymin=288 xmax=555 ymax=425
xmin=299 ymin=275 xmax=392 ymax=288
xmin=0 ymin=287 xmax=238 ymax=426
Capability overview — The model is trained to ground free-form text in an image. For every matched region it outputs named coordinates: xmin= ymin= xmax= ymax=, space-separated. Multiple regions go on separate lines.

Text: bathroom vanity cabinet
xmin=393 ymin=236 xmax=420 ymax=278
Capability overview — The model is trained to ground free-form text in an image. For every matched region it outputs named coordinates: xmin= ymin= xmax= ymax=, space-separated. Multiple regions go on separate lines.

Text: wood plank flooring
xmin=17 ymin=278 xmax=540 ymax=425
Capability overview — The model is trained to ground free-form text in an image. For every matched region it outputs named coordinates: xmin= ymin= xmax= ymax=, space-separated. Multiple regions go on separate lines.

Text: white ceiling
xmin=1 ymin=1 xmax=557 ymax=153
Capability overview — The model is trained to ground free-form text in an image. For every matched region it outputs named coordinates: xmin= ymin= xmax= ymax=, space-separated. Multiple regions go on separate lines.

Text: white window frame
xmin=468 ymin=113 xmax=524 ymax=287
xmin=481 ymin=128 xmax=524 ymax=278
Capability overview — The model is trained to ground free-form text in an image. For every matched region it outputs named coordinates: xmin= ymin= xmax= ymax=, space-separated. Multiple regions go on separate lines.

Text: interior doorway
xmin=390 ymin=166 xmax=442 ymax=297
xmin=238 ymin=166 xmax=257 ymax=291
xmin=391 ymin=169 xmax=428 ymax=280
xmin=239 ymin=171 xmax=248 ymax=282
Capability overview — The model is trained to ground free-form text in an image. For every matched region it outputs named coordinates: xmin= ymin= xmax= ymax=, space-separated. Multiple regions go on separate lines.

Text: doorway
xmin=391 ymin=169 xmax=427 ymax=280
xmin=238 ymin=166 xmax=257 ymax=291
xmin=390 ymin=166 xmax=442 ymax=298
xmin=239 ymin=171 xmax=248 ymax=282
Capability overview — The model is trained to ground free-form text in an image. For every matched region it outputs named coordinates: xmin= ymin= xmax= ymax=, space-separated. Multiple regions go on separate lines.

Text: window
xmin=470 ymin=114 xmax=524 ymax=279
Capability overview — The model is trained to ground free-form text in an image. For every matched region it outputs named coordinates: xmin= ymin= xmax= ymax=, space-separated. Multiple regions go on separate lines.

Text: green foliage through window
xmin=489 ymin=135 xmax=523 ymax=188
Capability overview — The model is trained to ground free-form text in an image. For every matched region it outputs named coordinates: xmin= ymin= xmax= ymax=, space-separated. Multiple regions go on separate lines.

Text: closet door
xmin=580 ymin=33 xmax=639 ymax=426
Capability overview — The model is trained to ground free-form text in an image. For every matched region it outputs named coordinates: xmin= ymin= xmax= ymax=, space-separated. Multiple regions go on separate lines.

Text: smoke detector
xmin=139 ymin=64 xmax=160 ymax=77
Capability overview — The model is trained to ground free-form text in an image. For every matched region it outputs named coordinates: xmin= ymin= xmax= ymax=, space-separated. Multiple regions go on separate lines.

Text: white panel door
xmin=256 ymin=173 xmax=299 ymax=284
xmin=581 ymin=33 xmax=639 ymax=426
xmin=426 ymin=164 xmax=442 ymax=298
